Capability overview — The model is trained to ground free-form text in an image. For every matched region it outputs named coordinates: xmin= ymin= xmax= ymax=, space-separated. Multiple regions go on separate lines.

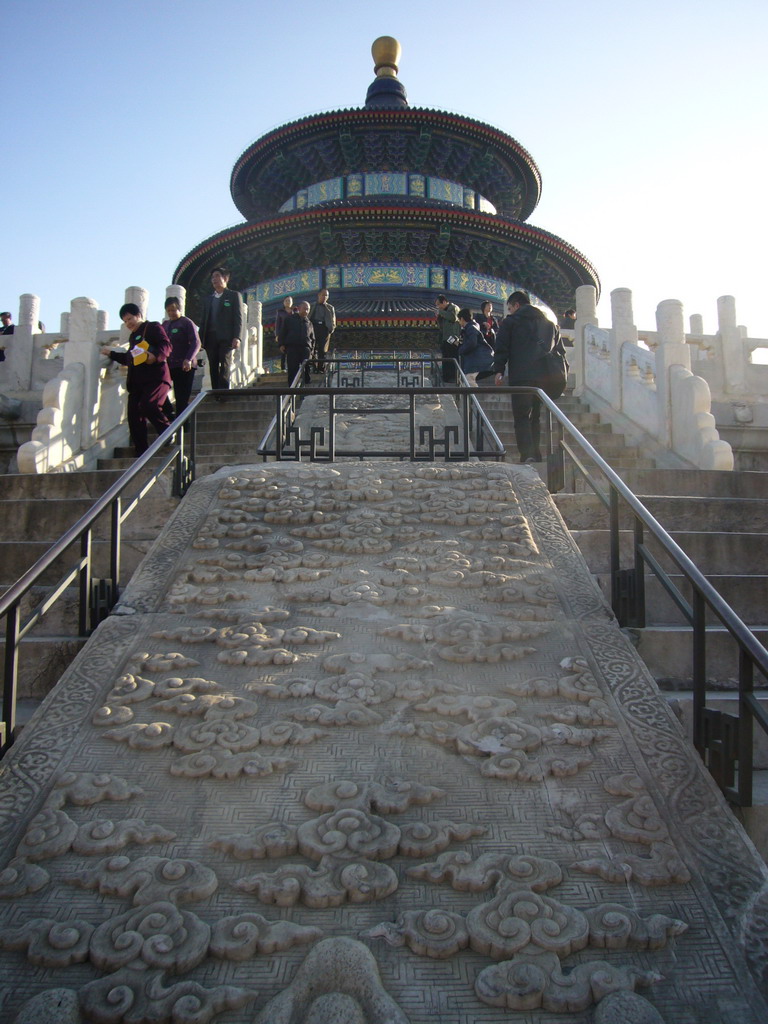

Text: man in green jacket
xmin=435 ymin=294 xmax=460 ymax=383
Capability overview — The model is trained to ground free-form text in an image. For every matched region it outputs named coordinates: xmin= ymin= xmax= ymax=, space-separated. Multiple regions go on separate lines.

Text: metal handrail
xmin=0 ymin=388 xmax=208 ymax=749
xmin=537 ymin=387 xmax=768 ymax=806
xmin=254 ymin=357 xmax=505 ymax=461
xmin=3 ymin=370 xmax=765 ymax=806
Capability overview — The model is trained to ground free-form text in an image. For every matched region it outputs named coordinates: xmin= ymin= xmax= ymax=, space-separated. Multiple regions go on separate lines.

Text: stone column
xmin=97 ymin=311 xmax=109 ymax=332
xmin=609 ymin=288 xmax=637 ymax=413
xmin=717 ymin=295 xmax=746 ymax=394
xmin=165 ymin=284 xmax=186 ymax=314
xmin=655 ymin=299 xmax=691 ymax=447
xmin=572 ymin=285 xmax=598 ymax=396
xmin=63 ymin=297 xmax=102 ymax=449
xmin=3 ymin=294 xmax=39 ymax=392
xmin=247 ymin=295 xmax=264 ymax=375
xmin=689 ymin=313 xmax=704 ymax=335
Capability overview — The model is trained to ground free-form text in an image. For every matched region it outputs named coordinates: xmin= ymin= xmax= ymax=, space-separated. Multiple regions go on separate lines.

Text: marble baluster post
xmin=62 ymin=297 xmax=102 ymax=450
xmin=247 ymin=295 xmax=264 ymax=376
xmin=4 ymin=294 xmax=39 ymax=392
xmin=655 ymin=299 xmax=691 ymax=447
xmin=572 ymin=285 xmax=598 ymax=396
xmin=165 ymin=284 xmax=186 ymax=314
xmin=609 ymin=288 xmax=638 ymax=414
xmin=717 ymin=295 xmax=747 ymax=394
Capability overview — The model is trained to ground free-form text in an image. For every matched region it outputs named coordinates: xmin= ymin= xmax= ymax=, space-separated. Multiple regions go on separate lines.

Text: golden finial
xmin=372 ymin=36 xmax=401 ymax=79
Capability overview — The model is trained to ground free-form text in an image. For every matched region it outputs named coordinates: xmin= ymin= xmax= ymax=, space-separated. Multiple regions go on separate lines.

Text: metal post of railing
xmin=110 ymin=496 xmax=122 ymax=610
xmin=632 ymin=517 xmax=646 ymax=627
xmin=78 ymin=529 xmax=92 ymax=637
xmin=737 ymin=649 xmax=754 ymax=807
xmin=692 ymin=590 xmax=707 ymax=755
xmin=3 ymin=602 xmax=20 ymax=746
xmin=609 ymin=487 xmax=622 ymax=621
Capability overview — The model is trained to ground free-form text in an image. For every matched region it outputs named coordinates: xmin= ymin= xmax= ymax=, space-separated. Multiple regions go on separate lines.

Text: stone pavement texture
xmin=1 ymin=456 xmax=768 ymax=1023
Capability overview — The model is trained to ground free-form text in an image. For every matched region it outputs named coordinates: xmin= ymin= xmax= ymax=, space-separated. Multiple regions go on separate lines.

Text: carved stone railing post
xmin=717 ymin=295 xmax=747 ymax=394
xmin=3 ymin=294 xmax=39 ymax=391
xmin=654 ymin=299 xmax=691 ymax=447
xmin=610 ymin=288 xmax=637 ymax=413
xmin=247 ymin=295 xmax=264 ymax=376
xmin=165 ymin=284 xmax=186 ymax=313
xmin=64 ymin=297 xmax=103 ymax=451
xmin=573 ymin=285 xmax=598 ymax=396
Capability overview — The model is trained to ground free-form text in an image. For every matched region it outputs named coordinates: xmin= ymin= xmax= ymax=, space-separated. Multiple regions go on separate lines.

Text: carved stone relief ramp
xmin=1 ymin=460 xmax=767 ymax=1023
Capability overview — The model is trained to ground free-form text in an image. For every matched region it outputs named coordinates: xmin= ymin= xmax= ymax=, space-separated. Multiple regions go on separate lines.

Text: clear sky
xmin=3 ymin=0 xmax=767 ymax=341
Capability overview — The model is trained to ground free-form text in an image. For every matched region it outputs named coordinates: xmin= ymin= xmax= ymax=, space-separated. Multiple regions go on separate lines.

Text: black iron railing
xmin=536 ymin=389 xmax=768 ymax=807
xmin=3 ymin=364 xmax=766 ymax=809
xmin=256 ymin=357 xmax=506 ymax=461
xmin=0 ymin=389 xmax=204 ymax=750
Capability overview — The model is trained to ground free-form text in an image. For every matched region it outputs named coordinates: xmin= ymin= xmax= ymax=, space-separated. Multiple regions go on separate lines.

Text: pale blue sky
xmin=2 ymin=0 xmax=767 ymax=340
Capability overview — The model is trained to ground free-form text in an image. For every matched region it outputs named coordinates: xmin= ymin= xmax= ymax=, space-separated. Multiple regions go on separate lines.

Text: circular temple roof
xmin=174 ymin=202 xmax=598 ymax=319
xmin=230 ymin=108 xmax=542 ymax=222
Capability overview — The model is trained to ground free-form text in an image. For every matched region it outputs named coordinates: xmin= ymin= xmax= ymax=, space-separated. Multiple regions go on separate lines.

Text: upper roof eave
xmin=229 ymin=106 xmax=542 ymax=221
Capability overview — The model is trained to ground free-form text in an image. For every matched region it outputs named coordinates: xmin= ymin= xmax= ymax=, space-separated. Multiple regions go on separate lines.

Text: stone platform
xmin=1 ymin=460 xmax=767 ymax=1023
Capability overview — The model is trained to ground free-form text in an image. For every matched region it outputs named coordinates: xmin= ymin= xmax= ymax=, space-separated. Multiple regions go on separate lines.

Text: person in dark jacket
xmin=162 ymin=296 xmax=201 ymax=416
xmin=475 ymin=300 xmax=499 ymax=351
xmin=274 ymin=296 xmax=295 ymax=371
xmin=457 ymin=308 xmax=494 ymax=384
xmin=101 ymin=303 xmax=172 ymax=456
xmin=278 ymin=300 xmax=315 ymax=383
xmin=198 ymin=267 xmax=243 ymax=391
xmin=493 ymin=291 xmax=567 ymax=463
xmin=435 ymin=294 xmax=460 ymax=383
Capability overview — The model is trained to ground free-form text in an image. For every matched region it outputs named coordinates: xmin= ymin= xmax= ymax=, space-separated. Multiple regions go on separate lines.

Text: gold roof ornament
xmin=372 ymin=36 xmax=401 ymax=79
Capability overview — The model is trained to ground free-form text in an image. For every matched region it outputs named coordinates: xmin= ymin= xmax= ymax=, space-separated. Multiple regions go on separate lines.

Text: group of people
xmin=436 ymin=290 xmax=570 ymax=464
xmin=95 ymin=270 xmax=567 ymax=466
xmin=101 ymin=266 xmax=244 ymax=456
xmin=275 ymin=289 xmax=336 ymax=382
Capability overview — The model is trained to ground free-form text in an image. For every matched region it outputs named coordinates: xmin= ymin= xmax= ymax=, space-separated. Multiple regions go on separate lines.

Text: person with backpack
xmin=457 ymin=308 xmax=494 ymax=384
xmin=492 ymin=291 xmax=568 ymax=463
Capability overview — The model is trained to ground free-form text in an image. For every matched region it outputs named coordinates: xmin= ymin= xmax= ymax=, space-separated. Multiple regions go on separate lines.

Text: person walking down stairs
xmin=492 ymin=290 xmax=568 ymax=463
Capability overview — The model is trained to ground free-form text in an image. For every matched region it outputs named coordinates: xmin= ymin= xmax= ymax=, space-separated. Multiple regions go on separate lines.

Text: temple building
xmin=174 ymin=37 xmax=600 ymax=350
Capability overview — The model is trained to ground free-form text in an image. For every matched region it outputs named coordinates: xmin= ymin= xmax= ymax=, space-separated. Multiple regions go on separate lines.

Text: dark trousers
xmin=511 ymin=392 xmax=543 ymax=462
xmin=128 ymin=382 xmax=171 ymax=455
xmin=285 ymin=347 xmax=311 ymax=385
xmin=312 ymin=323 xmax=330 ymax=371
xmin=441 ymin=343 xmax=458 ymax=383
xmin=170 ymin=367 xmax=196 ymax=416
xmin=205 ymin=337 xmax=233 ymax=390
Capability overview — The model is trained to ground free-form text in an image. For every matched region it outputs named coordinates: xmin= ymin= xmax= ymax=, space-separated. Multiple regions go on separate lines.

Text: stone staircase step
xmin=0 ymin=420 xmax=35 ymax=447
xmin=666 ymin=691 xmax=768 ymax=768
xmin=630 ymin=625 xmax=768 ymax=688
xmin=0 ymin=491 xmax=178 ymax=543
xmin=0 ymin=538 xmax=152 ymax=587
xmin=591 ymin=572 xmax=768 ymax=626
xmin=570 ymin=528 xmax=768 ymax=575
xmin=616 ymin=468 xmax=768 ymax=498
xmin=0 ymin=636 xmax=87 ymax=699
xmin=555 ymin=492 xmax=768 ymax=533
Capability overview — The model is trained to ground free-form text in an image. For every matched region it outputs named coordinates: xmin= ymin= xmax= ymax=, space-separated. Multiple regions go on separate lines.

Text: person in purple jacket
xmin=162 ymin=296 xmax=201 ymax=416
xmin=101 ymin=302 xmax=172 ymax=456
